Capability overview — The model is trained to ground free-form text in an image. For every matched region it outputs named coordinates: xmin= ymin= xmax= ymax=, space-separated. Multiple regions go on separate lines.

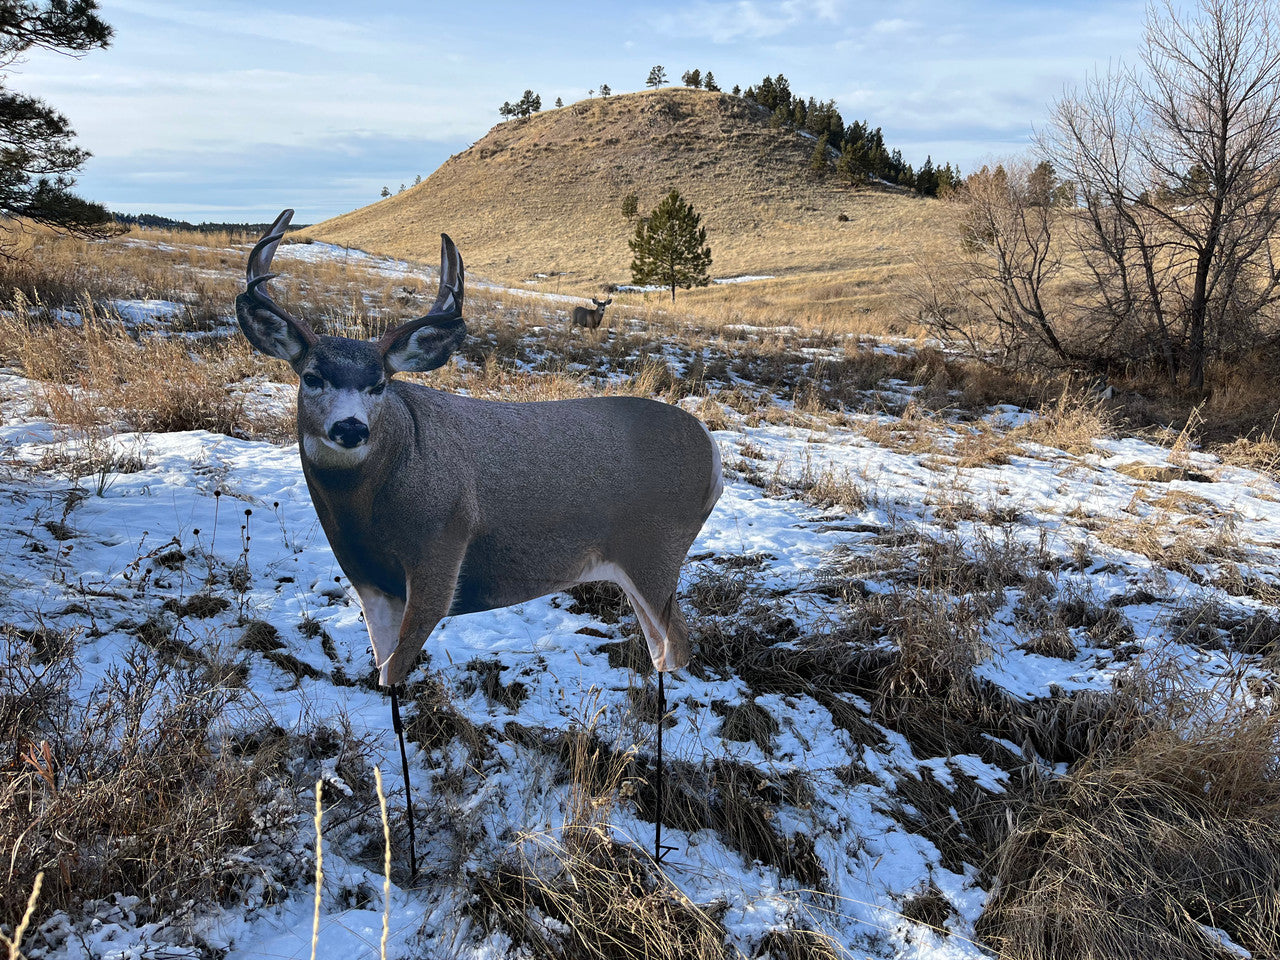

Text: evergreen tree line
xmin=497 ymin=68 xmax=961 ymax=199
xmin=111 ymin=213 xmax=301 ymax=234
xmin=740 ymin=73 xmax=961 ymax=196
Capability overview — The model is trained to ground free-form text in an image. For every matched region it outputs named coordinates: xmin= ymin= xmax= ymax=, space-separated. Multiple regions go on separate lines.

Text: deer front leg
xmin=377 ymin=537 xmax=470 ymax=687
xmin=356 ymin=585 xmax=406 ymax=679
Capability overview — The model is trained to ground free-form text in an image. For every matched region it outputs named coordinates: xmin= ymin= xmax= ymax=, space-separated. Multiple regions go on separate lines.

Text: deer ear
xmin=235 ymin=293 xmax=314 ymax=371
xmin=381 ymin=316 xmax=466 ymax=373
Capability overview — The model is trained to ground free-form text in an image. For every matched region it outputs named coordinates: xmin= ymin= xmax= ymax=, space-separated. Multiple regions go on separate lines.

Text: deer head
xmin=235 ymin=209 xmax=466 ymax=468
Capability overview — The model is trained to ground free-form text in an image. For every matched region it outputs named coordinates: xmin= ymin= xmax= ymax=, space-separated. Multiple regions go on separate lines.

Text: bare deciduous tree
xmin=954 ymin=160 xmax=1069 ymax=368
xmin=1040 ymin=0 xmax=1280 ymax=390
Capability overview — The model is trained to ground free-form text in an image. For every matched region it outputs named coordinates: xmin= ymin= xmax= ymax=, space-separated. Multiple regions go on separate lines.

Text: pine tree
xmin=621 ymin=192 xmax=639 ymax=220
xmin=915 ymin=155 xmax=939 ymax=196
xmin=704 ymin=71 xmax=719 ymax=92
xmin=380 ymin=186 xmax=391 ymax=198
xmin=515 ymin=90 xmax=541 ymax=117
xmin=810 ymin=133 xmax=830 ymax=176
xmin=681 ymin=68 xmax=702 ymax=88
xmin=555 ymin=96 xmax=564 ymax=108
xmin=0 ymin=0 xmax=113 ymax=232
xmin=600 ymin=84 xmax=611 ymax=98
xmin=753 ymin=75 xmax=776 ymax=108
xmin=629 ymin=189 xmax=712 ymax=302
xmin=770 ymin=74 xmax=792 ymax=111
xmin=646 ymin=65 xmax=666 ymax=88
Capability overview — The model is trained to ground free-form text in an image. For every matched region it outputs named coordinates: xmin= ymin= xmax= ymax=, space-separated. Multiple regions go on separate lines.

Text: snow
xmin=3 ymin=238 xmax=1274 ymax=960
xmin=109 ymin=298 xmax=186 ymax=326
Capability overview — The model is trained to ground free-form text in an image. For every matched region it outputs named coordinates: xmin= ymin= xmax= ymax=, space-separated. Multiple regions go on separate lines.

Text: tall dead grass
xmin=980 ymin=688 xmax=1280 ymax=960
xmin=0 ymin=633 xmax=279 ymax=932
xmin=468 ymin=697 xmax=728 ymax=960
xmin=0 ymin=297 xmax=292 ymax=440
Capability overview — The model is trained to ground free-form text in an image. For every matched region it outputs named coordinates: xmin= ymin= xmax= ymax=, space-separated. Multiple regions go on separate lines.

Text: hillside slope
xmin=308 ymin=88 xmax=948 ymax=288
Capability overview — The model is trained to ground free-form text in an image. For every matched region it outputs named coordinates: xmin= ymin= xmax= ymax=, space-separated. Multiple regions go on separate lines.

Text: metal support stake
xmin=390 ymin=685 xmax=419 ymax=882
xmin=653 ymin=670 xmax=675 ymax=864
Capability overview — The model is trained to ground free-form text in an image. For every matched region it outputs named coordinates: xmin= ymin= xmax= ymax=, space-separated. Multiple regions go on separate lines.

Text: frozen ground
xmin=1 ymin=242 xmax=1275 ymax=959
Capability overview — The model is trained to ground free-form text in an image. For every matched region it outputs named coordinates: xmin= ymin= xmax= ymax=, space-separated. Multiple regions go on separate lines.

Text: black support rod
xmin=389 ymin=685 xmax=419 ymax=882
xmin=654 ymin=670 xmax=674 ymax=864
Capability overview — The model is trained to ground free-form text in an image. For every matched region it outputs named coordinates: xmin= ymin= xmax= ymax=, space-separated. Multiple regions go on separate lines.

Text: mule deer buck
xmin=571 ymin=296 xmax=612 ymax=329
xmin=236 ymin=211 xmax=722 ymax=689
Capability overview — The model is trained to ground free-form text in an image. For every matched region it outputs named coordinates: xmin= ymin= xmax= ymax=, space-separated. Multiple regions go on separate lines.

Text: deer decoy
xmin=236 ymin=210 xmax=722 ymax=867
xmin=236 ymin=211 xmax=720 ymax=686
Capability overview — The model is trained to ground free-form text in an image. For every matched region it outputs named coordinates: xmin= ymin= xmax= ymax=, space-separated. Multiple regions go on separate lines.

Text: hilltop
xmin=308 ymin=88 xmax=950 ymax=289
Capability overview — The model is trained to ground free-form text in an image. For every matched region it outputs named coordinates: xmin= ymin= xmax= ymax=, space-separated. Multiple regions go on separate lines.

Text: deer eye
xmin=302 ymin=373 xmax=324 ymax=390
xmin=369 ymin=381 xmax=386 ymax=395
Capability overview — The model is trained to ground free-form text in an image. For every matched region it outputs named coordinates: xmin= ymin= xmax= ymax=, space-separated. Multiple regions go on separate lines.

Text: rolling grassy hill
xmin=308 ymin=88 xmax=952 ymax=306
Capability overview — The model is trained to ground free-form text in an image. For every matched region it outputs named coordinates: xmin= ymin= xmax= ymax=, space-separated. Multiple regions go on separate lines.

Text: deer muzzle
xmin=328 ymin=417 xmax=370 ymax=448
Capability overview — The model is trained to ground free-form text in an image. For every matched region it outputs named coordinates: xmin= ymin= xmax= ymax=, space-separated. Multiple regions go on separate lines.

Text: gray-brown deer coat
xmin=236 ymin=211 xmax=722 ymax=687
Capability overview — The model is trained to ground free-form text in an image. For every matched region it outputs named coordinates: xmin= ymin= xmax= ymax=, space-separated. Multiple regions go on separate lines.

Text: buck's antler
xmin=240 ymin=208 xmax=318 ymax=349
xmin=377 ymin=233 xmax=465 ymax=354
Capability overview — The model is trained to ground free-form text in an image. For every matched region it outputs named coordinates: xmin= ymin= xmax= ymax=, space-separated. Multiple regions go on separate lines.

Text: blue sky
xmin=17 ymin=0 xmax=1145 ymax=224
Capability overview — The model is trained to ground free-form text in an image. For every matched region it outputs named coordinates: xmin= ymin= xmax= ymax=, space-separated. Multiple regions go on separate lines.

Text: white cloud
xmin=106 ymin=0 xmax=386 ymax=57
xmin=654 ymin=0 xmax=844 ymax=43
xmin=870 ymin=17 xmax=914 ymax=35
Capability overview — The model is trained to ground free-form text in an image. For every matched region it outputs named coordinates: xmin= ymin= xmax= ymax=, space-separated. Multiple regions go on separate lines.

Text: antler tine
xmin=427 ymin=233 xmax=465 ymax=319
xmin=246 ymin=208 xmax=295 ymax=289
xmin=377 ymin=233 xmax=465 ymax=352
xmin=241 ymin=208 xmax=317 ymax=345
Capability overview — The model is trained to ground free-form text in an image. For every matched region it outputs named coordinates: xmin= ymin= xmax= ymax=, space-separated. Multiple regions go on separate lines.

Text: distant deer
xmin=571 ymin=296 xmax=612 ymax=329
xmin=236 ymin=211 xmax=722 ymax=689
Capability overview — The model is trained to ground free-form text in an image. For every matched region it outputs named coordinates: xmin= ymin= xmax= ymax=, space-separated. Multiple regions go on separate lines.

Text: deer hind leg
xmin=579 ymin=557 xmax=691 ymax=672
xmin=615 ymin=583 xmax=688 ymax=672
xmin=613 ymin=565 xmax=691 ymax=672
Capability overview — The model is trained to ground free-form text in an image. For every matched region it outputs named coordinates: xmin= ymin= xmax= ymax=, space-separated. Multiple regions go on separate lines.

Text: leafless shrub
xmin=948 ymin=159 xmax=1069 ymax=370
xmin=1040 ymin=0 xmax=1280 ymax=391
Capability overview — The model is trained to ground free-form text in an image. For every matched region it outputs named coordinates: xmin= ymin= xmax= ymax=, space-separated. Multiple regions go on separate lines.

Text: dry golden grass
xmin=306 ymin=88 xmax=953 ymax=335
xmin=0 ymin=301 xmax=290 ymax=441
xmin=0 ymin=637 xmax=270 ymax=932
xmin=979 ymin=688 xmax=1280 ymax=960
xmin=465 ymin=694 xmax=728 ymax=960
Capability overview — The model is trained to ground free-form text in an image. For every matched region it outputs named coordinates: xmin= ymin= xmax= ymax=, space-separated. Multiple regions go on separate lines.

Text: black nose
xmin=328 ymin=417 xmax=369 ymax=448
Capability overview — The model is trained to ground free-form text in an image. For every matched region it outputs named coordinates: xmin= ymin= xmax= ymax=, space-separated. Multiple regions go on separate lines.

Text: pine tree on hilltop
xmin=629 ymin=190 xmax=712 ymax=302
